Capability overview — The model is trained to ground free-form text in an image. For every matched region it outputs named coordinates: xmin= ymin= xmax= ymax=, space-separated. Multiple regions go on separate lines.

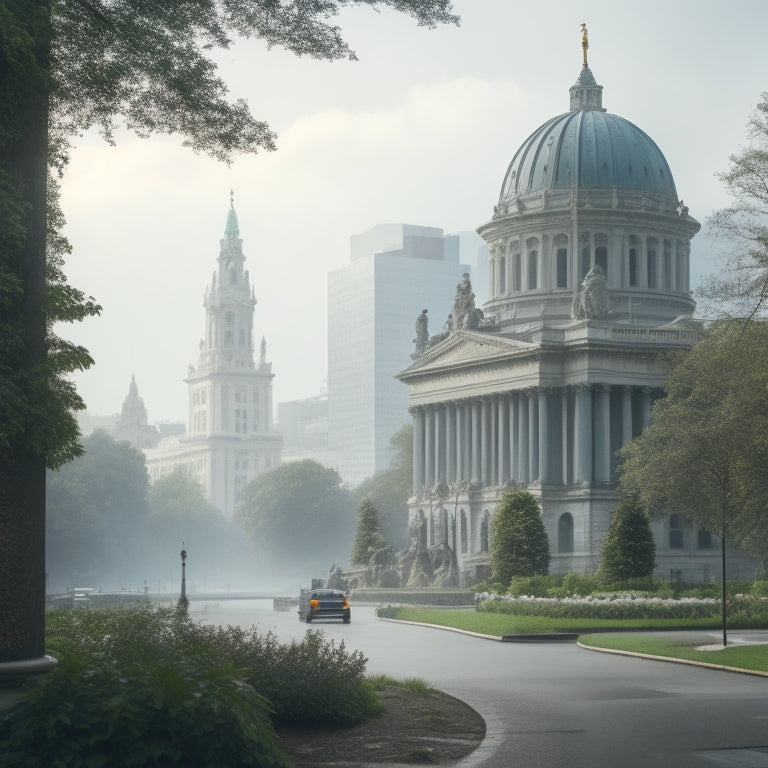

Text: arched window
xmin=513 ymin=252 xmax=521 ymax=291
xmin=554 ymin=234 xmax=569 ymax=288
xmin=595 ymin=233 xmax=608 ymax=277
xmin=224 ymin=312 xmax=234 ymax=345
xmin=558 ymin=513 xmax=574 ymax=553
xmin=499 ymin=256 xmax=506 ymax=294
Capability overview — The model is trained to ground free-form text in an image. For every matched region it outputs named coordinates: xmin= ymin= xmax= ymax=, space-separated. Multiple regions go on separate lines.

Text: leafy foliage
xmin=489 ymin=488 xmax=550 ymax=584
xmin=619 ymin=321 xmax=768 ymax=558
xmin=0 ymin=604 xmax=383 ymax=766
xmin=46 ymin=431 xmax=151 ymax=588
xmin=597 ymin=495 xmax=656 ymax=583
xmin=235 ymin=459 xmax=356 ymax=577
xmin=700 ymin=92 xmax=768 ymax=320
xmin=350 ymin=497 xmax=388 ymax=565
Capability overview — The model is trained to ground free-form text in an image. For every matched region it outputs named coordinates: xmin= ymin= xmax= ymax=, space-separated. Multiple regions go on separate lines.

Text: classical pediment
xmin=399 ymin=330 xmax=535 ymax=378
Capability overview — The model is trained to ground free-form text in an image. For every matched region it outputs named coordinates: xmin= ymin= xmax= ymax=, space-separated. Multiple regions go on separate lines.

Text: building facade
xmin=144 ymin=199 xmax=281 ymax=516
xmin=327 ymin=223 xmax=484 ymax=485
xmin=398 ymin=40 xmax=759 ymax=584
xmin=110 ymin=375 xmax=161 ymax=449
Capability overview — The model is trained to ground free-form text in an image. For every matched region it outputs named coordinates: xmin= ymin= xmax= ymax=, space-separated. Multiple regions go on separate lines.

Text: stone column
xmin=424 ymin=406 xmax=434 ymax=488
xmin=574 ymin=384 xmax=592 ymax=483
xmin=594 ymin=385 xmax=611 ymax=482
xmin=433 ymin=405 xmax=442 ymax=485
xmin=538 ymin=387 xmax=550 ymax=483
xmin=519 ymin=391 xmax=529 ymax=483
xmin=508 ymin=393 xmax=517 ymax=483
xmin=528 ymin=390 xmax=538 ymax=483
xmin=622 ymin=386 xmax=633 ymax=446
xmin=446 ymin=403 xmax=456 ymax=484
xmin=497 ymin=396 xmax=508 ymax=485
xmin=471 ymin=401 xmax=480 ymax=482
xmin=480 ymin=399 xmax=489 ymax=485
xmin=412 ymin=407 xmax=425 ymax=490
xmin=561 ymin=388 xmax=570 ymax=485
xmin=641 ymin=387 xmax=653 ymax=428
xmin=456 ymin=402 xmax=466 ymax=483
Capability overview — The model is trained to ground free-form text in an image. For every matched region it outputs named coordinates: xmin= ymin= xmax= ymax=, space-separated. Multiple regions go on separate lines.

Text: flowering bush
xmin=476 ymin=592 xmax=720 ymax=620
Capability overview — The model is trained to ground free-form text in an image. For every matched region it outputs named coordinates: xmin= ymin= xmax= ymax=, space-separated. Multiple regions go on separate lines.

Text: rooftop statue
xmin=451 ymin=273 xmax=484 ymax=331
xmin=412 ymin=308 xmax=429 ymax=359
xmin=572 ymin=263 xmax=611 ymax=319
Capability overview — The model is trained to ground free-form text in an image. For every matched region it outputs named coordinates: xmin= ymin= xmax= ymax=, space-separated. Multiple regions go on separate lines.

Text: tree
xmin=0 ymin=1 xmax=458 ymax=664
xmin=597 ymin=495 xmax=656 ymax=584
xmin=147 ymin=468 xmax=253 ymax=590
xmin=234 ymin=460 xmax=356 ymax=581
xmin=619 ymin=321 xmax=768 ymax=644
xmin=46 ymin=431 xmax=150 ymax=590
xmin=350 ymin=498 xmax=388 ymax=565
xmin=489 ymin=488 xmax=549 ymax=586
xmin=700 ymin=93 xmax=768 ymax=320
xmin=353 ymin=424 xmax=413 ymax=551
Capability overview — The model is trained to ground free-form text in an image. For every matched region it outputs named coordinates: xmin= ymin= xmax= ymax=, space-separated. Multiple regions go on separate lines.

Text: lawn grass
xmin=386 ymin=607 xmax=722 ymax=636
xmin=579 ymin=633 xmax=768 ymax=673
xmin=384 ymin=607 xmax=768 ymax=674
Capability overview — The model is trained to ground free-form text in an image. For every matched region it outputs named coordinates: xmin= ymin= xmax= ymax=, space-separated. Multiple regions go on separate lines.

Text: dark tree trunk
xmin=0 ymin=1 xmax=51 ymax=664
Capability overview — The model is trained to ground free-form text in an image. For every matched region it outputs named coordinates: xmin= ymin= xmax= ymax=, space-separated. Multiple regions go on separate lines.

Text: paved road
xmin=198 ymin=599 xmax=768 ymax=768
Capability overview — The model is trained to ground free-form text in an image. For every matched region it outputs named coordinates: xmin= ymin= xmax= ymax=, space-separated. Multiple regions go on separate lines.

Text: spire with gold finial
xmin=224 ymin=188 xmax=239 ymax=237
xmin=570 ymin=23 xmax=604 ymax=112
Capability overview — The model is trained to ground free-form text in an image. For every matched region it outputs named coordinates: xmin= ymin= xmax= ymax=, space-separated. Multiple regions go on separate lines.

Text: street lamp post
xmin=178 ymin=546 xmax=188 ymax=611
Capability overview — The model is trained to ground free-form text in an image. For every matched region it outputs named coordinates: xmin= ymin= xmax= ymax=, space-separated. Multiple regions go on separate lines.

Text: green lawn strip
xmin=386 ymin=607 xmax=722 ymax=636
xmin=580 ymin=633 xmax=768 ymax=673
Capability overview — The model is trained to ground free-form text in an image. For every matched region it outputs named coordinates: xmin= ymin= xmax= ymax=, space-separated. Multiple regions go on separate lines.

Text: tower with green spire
xmin=145 ymin=194 xmax=282 ymax=517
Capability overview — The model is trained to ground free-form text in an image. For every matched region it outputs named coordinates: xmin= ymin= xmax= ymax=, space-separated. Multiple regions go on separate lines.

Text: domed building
xmin=398 ymin=29 xmax=758 ymax=584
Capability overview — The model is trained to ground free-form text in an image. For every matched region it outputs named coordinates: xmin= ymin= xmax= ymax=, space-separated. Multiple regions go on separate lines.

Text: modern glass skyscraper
xmin=327 ymin=223 xmax=484 ymax=485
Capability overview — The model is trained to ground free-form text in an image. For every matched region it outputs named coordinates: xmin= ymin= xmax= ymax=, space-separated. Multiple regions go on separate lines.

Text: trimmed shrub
xmin=490 ymin=488 xmax=549 ymax=584
xmin=597 ymin=495 xmax=656 ymax=584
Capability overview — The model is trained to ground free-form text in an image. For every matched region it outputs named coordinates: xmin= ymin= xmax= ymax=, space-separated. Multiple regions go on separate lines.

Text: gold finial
xmin=581 ymin=23 xmax=589 ymax=69
xmin=230 ymin=188 xmax=234 ymax=208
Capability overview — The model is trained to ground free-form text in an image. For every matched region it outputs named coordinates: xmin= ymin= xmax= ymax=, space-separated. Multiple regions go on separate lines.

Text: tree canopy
xmin=618 ymin=321 xmax=768 ymax=559
xmin=1 ymin=0 xmax=458 ymax=663
xmin=489 ymin=488 xmax=549 ymax=586
xmin=46 ymin=431 xmax=150 ymax=589
xmin=700 ymin=93 xmax=768 ymax=320
xmin=352 ymin=423 xmax=412 ymax=551
xmin=234 ymin=459 xmax=356 ymax=581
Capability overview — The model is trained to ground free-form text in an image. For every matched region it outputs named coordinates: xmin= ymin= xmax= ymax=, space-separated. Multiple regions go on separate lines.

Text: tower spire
xmin=569 ymin=23 xmax=604 ymax=111
xmin=225 ymin=189 xmax=239 ymax=237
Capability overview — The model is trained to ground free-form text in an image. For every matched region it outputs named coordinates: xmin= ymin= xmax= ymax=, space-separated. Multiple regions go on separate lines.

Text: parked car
xmin=298 ymin=588 xmax=351 ymax=623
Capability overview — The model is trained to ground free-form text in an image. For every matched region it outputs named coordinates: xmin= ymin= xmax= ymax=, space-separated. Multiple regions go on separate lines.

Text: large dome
xmin=498 ymin=67 xmax=679 ymax=211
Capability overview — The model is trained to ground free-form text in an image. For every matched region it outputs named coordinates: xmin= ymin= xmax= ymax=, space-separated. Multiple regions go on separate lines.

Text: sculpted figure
xmin=573 ymin=264 xmax=610 ymax=319
xmin=412 ymin=308 xmax=429 ymax=359
xmin=451 ymin=273 xmax=483 ymax=330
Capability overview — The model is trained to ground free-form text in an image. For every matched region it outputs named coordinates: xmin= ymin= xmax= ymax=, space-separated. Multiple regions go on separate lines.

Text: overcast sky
xmin=59 ymin=0 xmax=768 ymax=424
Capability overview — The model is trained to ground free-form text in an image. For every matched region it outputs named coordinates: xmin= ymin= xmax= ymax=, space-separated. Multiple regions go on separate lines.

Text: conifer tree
xmin=489 ymin=488 xmax=549 ymax=586
xmin=597 ymin=495 xmax=656 ymax=584
xmin=350 ymin=498 xmax=387 ymax=565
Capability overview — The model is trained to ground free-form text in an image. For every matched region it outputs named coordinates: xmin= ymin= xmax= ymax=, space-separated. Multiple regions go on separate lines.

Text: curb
xmin=577 ymin=640 xmax=768 ymax=678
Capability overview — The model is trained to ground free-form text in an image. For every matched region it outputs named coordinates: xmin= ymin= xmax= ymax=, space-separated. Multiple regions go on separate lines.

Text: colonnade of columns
xmin=489 ymin=232 xmax=692 ymax=298
xmin=411 ymin=384 xmax=654 ymax=491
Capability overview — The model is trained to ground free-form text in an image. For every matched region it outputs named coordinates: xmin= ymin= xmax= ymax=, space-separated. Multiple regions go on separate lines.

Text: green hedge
xmin=0 ymin=605 xmax=381 ymax=767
